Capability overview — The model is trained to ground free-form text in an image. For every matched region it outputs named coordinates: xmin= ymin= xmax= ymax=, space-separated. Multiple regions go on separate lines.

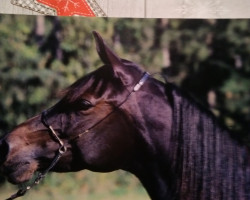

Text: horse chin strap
xmin=6 ymin=72 xmax=150 ymax=200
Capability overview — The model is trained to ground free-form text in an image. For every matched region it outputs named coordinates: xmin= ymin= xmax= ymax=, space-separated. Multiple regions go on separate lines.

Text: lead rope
xmin=6 ymin=153 xmax=63 ymax=200
xmin=6 ymin=71 xmax=150 ymax=200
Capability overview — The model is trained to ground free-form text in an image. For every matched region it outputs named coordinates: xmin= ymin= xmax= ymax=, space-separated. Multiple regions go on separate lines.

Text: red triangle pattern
xmin=37 ymin=0 xmax=96 ymax=16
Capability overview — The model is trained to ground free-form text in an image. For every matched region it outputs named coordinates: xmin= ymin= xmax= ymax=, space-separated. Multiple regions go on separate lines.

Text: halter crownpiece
xmin=6 ymin=71 xmax=150 ymax=200
xmin=133 ymin=72 xmax=150 ymax=92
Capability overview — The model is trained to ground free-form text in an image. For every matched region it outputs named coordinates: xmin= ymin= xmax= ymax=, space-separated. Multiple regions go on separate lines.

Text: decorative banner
xmin=86 ymin=0 xmax=106 ymax=17
xmin=11 ymin=0 xmax=56 ymax=15
xmin=5 ymin=0 xmax=250 ymax=18
xmin=11 ymin=0 xmax=106 ymax=17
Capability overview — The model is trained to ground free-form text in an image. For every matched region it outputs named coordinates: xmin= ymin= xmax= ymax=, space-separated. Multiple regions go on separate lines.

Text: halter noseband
xmin=6 ymin=72 xmax=150 ymax=200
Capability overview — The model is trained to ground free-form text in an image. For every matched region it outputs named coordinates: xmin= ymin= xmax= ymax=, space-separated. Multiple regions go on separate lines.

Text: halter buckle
xmin=133 ymin=72 xmax=150 ymax=92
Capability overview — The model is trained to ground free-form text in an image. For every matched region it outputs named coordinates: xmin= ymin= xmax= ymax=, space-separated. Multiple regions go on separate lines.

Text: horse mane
xmin=164 ymin=83 xmax=250 ymax=199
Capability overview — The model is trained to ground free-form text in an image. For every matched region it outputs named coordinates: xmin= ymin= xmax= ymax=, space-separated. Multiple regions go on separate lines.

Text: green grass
xmin=0 ymin=170 xmax=150 ymax=200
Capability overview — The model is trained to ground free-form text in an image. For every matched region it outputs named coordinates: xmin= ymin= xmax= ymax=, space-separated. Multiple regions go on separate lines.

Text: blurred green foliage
xmin=0 ymin=15 xmax=249 ymax=198
xmin=0 ymin=171 xmax=148 ymax=199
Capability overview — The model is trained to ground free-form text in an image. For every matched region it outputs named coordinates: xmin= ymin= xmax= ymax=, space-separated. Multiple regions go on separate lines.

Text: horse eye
xmin=79 ymin=99 xmax=93 ymax=110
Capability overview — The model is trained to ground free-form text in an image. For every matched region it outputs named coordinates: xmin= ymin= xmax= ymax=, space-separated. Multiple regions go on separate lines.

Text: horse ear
xmin=93 ymin=31 xmax=132 ymax=85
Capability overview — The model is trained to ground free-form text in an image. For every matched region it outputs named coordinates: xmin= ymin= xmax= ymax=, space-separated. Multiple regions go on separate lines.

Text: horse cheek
xmin=77 ymin=123 xmax=133 ymax=172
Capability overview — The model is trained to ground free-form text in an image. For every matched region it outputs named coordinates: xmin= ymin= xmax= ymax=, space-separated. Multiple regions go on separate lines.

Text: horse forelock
xmin=167 ymin=85 xmax=250 ymax=199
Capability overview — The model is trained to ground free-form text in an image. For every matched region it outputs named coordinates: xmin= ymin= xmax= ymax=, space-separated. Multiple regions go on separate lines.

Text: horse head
xmin=0 ymin=32 xmax=170 ymax=193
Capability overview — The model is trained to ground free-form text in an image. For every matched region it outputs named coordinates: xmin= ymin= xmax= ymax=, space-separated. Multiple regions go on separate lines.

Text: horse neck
xmin=168 ymin=87 xmax=250 ymax=200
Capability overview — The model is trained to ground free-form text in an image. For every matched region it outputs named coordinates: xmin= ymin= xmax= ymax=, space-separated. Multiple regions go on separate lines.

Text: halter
xmin=6 ymin=72 xmax=150 ymax=200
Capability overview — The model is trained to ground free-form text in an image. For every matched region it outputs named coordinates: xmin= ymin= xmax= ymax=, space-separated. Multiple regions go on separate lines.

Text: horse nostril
xmin=0 ymin=140 xmax=9 ymax=166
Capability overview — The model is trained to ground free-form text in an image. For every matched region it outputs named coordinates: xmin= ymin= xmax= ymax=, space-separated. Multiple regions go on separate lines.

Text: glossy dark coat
xmin=0 ymin=32 xmax=249 ymax=200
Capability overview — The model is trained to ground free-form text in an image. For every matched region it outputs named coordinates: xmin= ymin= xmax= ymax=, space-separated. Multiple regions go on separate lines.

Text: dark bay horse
xmin=0 ymin=32 xmax=249 ymax=200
